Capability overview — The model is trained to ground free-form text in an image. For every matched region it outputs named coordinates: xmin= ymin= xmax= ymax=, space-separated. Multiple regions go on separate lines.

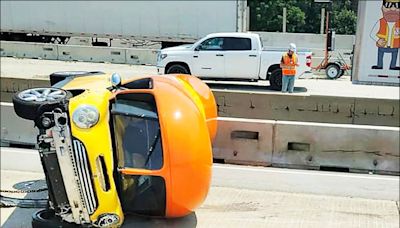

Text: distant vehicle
xmin=157 ymin=33 xmax=313 ymax=90
xmin=0 ymin=1 xmax=248 ymax=48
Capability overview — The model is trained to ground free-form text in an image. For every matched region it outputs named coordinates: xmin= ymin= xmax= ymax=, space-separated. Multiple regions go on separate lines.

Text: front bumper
xmin=38 ymin=107 xmax=123 ymax=227
xmin=39 ymin=111 xmax=97 ymax=224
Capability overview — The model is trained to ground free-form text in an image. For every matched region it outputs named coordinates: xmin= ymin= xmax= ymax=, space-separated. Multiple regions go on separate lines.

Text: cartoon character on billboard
xmin=370 ymin=0 xmax=400 ymax=71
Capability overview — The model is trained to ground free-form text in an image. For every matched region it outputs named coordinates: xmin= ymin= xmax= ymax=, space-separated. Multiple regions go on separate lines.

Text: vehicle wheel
xmin=338 ymin=69 xmax=345 ymax=78
xmin=269 ymin=69 xmax=282 ymax=91
xmin=166 ymin=64 xmax=190 ymax=74
xmin=13 ymin=87 xmax=72 ymax=120
xmin=325 ymin=64 xmax=340 ymax=79
xmin=50 ymin=71 xmax=91 ymax=86
xmin=32 ymin=209 xmax=82 ymax=228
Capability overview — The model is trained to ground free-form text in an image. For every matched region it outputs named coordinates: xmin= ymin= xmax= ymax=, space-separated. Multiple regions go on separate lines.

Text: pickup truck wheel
xmin=166 ymin=64 xmax=190 ymax=74
xmin=269 ymin=69 xmax=282 ymax=91
xmin=325 ymin=64 xmax=340 ymax=79
xmin=13 ymin=87 xmax=72 ymax=120
xmin=32 ymin=209 xmax=82 ymax=228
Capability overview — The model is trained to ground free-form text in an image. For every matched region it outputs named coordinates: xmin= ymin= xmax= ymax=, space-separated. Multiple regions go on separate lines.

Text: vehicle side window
xmin=222 ymin=37 xmax=251 ymax=51
xmin=119 ymin=174 xmax=166 ymax=216
xmin=112 ymin=95 xmax=163 ymax=171
xmin=197 ymin=37 xmax=224 ymax=51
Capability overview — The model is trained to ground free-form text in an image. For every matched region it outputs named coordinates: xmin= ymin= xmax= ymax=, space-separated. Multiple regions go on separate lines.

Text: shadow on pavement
xmin=123 ymin=212 xmax=197 ymax=227
xmin=1 ymin=179 xmax=197 ymax=228
xmin=208 ymin=82 xmax=308 ymax=93
xmin=1 ymin=179 xmax=47 ymax=228
xmin=291 ymin=86 xmax=308 ymax=93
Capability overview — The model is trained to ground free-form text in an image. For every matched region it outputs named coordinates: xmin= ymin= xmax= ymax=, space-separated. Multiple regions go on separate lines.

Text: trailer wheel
xmin=32 ymin=209 xmax=81 ymax=228
xmin=13 ymin=87 xmax=72 ymax=120
xmin=339 ymin=69 xmax=345 ymax=78
xmin=166 ymin=64 xmax=190 ymax=74
xmin=325 ymin=64 xmax=341 ymax=79
xmin=269 ymin=69 xmax=282 ymax=91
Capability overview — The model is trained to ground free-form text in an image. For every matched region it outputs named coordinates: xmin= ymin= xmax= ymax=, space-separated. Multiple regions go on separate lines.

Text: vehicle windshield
xmin=111 ymin=96 xmax=163 ymax=170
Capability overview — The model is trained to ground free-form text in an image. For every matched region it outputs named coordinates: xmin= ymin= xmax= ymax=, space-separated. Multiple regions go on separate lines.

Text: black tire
xmin=13 ymin=87 xmax=72 ymax=120
xmin=50 ymin=71 xmax=91 ymax=86
xmin=269 ymin=69 xmax=283 ymax=91
xmin=325 ymin=64 xmax=341 ymax=79
xmin=339 ymin=69 xmax=345 ymax=78
xmin=32 ymin=209 xmax=82 ymax=228
xmin=166 ymin=64 xmax=190 ymax=74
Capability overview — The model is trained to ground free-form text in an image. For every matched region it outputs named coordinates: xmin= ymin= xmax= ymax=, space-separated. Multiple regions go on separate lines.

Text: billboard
xmin=353 ymin=0 xmax=400 ymax=85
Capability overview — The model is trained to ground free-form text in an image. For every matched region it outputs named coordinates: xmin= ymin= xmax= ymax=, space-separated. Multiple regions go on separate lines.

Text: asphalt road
xmin=1 ymin=147 xmax=399 ymax=228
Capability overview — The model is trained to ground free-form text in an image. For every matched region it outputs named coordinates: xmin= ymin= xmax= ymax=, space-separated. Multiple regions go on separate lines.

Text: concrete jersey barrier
xmin=213 ymin=117 xmax=399 ymax=175
xmin=0 ymin=41 xmax=158 ymax=65
xmin=214 ymin=90 xmax=400 ymax=127
xmin=1 ymin=102 xmax=398 ymax=175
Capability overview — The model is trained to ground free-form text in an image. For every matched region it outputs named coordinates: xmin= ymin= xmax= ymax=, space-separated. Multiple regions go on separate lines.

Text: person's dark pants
xmin=375 ymin=47 xmax=399 ymax=68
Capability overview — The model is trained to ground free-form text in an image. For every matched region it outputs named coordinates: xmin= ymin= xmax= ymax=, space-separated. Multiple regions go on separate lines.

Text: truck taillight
xmin=306 ymin=55 xmax=312 ymax=67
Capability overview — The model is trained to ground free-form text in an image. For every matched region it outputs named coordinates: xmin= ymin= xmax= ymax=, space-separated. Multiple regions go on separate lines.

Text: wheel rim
xmin=37 ymin=209 xmax=55 ymax=220
xmin=327 ymin=67 xmax=338 ymax=78
xmin=18 ymin=88 xmax=66 ymax=102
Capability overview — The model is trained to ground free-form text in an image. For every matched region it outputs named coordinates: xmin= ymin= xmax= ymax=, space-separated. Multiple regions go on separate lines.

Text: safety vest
xmin=281 ymin=53 xmax=297 ymax=76
xmin=376 ymin=18 xmax=400 ymax=48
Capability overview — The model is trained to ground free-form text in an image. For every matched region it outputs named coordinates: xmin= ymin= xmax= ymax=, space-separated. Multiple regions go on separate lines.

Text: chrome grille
xmin=72 ymin=139 xmax=97 ymax=214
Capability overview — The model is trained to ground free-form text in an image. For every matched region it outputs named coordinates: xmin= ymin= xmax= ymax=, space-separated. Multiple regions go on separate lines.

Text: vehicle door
xmin=111 ymin=93 xmax=167 ymax=217
xmin=223 ymin=37 xmax=260 ymax=79
xmin=191 ymin=37 xmax=225 ymax=78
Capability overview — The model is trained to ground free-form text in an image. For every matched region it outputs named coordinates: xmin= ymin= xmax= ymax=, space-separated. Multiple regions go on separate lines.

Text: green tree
xmin=286 ymin=6 xmax=305 ymax=33
xmin=249 ymin=0 xmax=285 ymax=32
xmin=248 ymin=0 xmax=358 ymax=34
xmin=330 ymin=0 xmax=358 ymax=35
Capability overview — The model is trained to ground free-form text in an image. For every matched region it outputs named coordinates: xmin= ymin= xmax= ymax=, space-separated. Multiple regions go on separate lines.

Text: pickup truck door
xmin=223 ymin=37 xmax=260 ymax=79
xmin=191 ymin=37 xmax=225 ymax=78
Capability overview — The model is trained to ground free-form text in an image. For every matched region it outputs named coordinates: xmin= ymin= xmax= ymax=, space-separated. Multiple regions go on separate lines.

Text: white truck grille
xmin=72 ymin=139 xmax=97 ymax=214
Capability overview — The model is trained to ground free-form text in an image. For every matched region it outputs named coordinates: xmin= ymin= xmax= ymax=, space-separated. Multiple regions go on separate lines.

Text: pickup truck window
xmin=197 ymin=37 xmax=224 ymax=51
xmin=223 ymin=37 xmax=251 ymax=51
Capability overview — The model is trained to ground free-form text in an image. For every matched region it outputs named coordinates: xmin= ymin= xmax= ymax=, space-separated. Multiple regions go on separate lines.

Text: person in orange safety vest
xmin=370 ymin=0 xmax=400 ymax=71
xmin=280 ymin=43 xmax=299 ymax=93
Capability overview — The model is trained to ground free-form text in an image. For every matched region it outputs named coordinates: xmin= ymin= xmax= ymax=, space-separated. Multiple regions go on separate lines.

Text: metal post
xmin=237 ymin=0 xmax=242 ymax=32
xmin=320 ymin=8 xmax=325 ymax=34
xmin=324 ymin=11 xmax=330 ymax=65
xmin=283 ymin=7 xmax=287 ymax=33
xmin=246 ymin=6 xmax=250 ymax=32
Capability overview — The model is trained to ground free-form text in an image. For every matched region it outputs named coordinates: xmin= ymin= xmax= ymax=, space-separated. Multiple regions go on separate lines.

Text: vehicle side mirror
xmin=194 ymin=46 xmax=200 ymax=51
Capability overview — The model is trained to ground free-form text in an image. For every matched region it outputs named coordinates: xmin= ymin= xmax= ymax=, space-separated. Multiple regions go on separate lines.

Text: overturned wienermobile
xmin=13 ymin=71 xmax=217 ymax=227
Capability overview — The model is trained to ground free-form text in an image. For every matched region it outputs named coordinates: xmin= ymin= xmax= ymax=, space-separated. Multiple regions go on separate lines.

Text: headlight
xmin=111 ymin=72 xmax=121 ymax=87
xmin=72 ymin=105 xmax=99 ymax=129
xmin=160 ymin=53 xmax=167 ymax=60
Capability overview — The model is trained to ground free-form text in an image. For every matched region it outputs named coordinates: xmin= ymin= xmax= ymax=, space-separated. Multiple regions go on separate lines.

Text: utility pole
xmin=283 ymin=7 xmax=287 ymax=33
xmin=320 ymin=8 xmax=325 ymax=34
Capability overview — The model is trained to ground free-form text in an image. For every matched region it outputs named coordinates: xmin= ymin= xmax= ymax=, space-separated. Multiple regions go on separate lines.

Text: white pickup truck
xmin=156 ymin=33 xmax=312 ymax=90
